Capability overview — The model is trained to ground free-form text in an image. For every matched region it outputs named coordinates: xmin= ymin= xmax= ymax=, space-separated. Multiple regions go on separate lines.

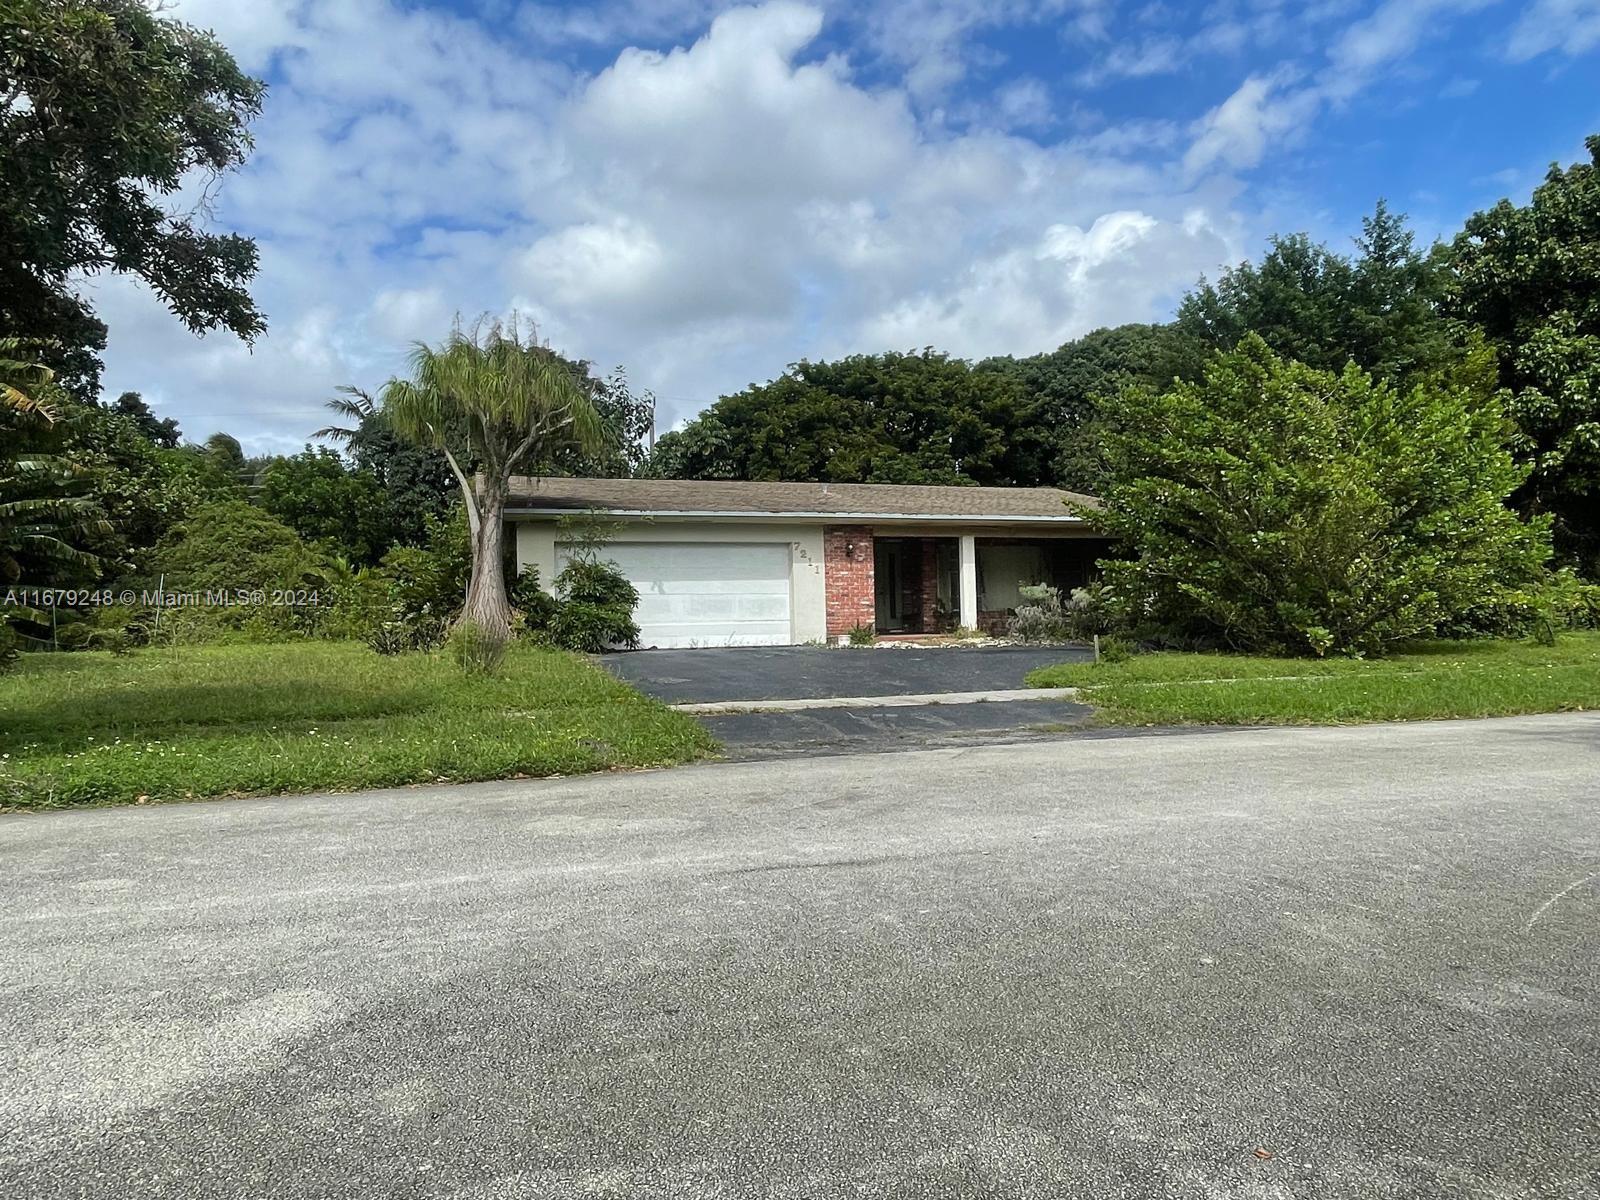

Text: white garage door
xmin=559 ymin=542 xmax=792 ymax=648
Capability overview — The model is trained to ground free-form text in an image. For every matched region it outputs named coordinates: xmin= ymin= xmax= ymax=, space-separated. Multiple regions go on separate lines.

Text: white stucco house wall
xmin=508 ymin=477 xmax=1107 ymax=649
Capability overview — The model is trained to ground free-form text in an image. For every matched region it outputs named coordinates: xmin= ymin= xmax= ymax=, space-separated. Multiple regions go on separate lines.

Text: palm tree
xmin=314 ymin=385 xmax=377 ymax=446
xmin=0 ymin=338 xmax=57 ymax=420
xmin=0 ymin=346 xmax=105 ymax=642
xmin=379 ymin=315 xmax=603 ymax=641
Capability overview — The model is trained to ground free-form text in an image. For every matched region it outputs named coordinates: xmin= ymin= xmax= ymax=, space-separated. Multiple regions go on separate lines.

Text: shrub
xmin=557 ymin=558 xmax=639 ymax=609
xmin=1093 ymin=336 xmax=1551 ymax=657
xmin=510 ymin=564 xmax=560 ymax=633
xmin=544 ymin=557 xmax=640 ymax=652
xmin=547 ymin=601 xmax=640 ymax=653
xmin=1097 ymin=635 xmax=1134 ymax=663
xmin=364 ymin=615 xmax=446 ymax=656
xmin=847 ymin=622 xmax=876 ymax=646
xmin=381 ymin=507 xmax=471 ymax=631
xmin=1008 ymin=583 xmax=1113 ymax=643
xmin=144 ymin=500 xmax=331 ymax=641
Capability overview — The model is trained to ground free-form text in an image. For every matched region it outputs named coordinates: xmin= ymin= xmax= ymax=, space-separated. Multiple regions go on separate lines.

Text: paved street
xmin=3 ymin=714 xmax=1598 ymax=1199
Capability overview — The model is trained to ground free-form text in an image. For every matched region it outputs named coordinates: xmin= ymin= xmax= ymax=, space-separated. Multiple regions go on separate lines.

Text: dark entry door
xmin=874 ymin=540 xmax=905 ymax=631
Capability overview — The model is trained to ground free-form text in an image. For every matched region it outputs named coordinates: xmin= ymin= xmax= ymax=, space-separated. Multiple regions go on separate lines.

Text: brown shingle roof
xmin=506 ymin=477 xmax=1098 ymax=520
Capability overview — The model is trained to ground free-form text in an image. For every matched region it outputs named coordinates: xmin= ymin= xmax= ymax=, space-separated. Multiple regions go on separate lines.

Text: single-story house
xmin=509 ymin=477 xmax=1111 ymax=649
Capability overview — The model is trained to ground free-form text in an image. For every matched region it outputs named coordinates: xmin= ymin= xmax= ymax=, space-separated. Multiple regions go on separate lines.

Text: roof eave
xmin=504 ymin=507 xmax=1092 ymax=523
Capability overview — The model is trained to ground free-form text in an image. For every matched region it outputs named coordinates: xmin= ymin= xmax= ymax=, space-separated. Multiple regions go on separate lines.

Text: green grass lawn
xmin=1026 ymin=633 xmax=1600 ymax=726
xmin=0 ymin=642 xmax=717 ymax=810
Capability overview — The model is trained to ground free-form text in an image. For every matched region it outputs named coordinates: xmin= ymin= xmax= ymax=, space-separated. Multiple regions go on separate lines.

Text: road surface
xmin=3 ymin=714 xmax=1597 ymax=1198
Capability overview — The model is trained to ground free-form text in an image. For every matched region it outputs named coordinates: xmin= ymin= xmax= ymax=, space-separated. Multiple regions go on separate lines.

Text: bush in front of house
xmin=1009 ymin=582 xmax=1117 ymax=644
xmin=1091 ymin=336 xmax=1552 ymax=657
xmin=517 ymin=557 xmax=640 ymax=653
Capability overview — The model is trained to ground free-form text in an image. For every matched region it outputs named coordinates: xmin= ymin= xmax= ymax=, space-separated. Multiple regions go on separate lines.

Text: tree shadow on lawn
xmin=3 ymin=680 xmax=444 ymax=753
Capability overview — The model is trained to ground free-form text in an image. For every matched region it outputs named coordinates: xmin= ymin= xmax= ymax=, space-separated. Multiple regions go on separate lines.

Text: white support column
xmin=958 ymin=534 xmax=978 ymax=630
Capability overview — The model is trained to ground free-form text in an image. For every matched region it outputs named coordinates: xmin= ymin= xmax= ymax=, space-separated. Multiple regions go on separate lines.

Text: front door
xmin=874 ymin=540 xmax=905 ymax=631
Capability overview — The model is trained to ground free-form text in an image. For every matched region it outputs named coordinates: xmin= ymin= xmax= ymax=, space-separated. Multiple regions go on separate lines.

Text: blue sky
xmin=100 ymin=0 xmax=1600 ymax=452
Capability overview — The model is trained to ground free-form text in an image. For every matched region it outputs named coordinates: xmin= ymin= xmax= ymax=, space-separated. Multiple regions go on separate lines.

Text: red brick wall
xmin=918 ymin=539 xmax=939 ymax=632
xmin=824 ymin=525 xmax=874 ymax=637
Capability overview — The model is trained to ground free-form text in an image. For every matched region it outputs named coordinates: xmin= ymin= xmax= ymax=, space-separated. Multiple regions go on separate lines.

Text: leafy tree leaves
xmin=0 ymin=0 xmax=266 ymax=397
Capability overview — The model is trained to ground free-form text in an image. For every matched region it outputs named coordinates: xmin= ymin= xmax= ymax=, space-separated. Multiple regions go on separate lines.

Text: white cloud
xmin=1322 ymin=0 xmax=1493 ymax=98
xmin=1507 ymin=0 xmax=1600 ymax=60
xmin=859 ymin=210 xmax=1231 ymax=357
xmin=99 ymin=1 xmax=1400 ymax=451
xmin=1184 ymin=73 xmax=1317 ymax=176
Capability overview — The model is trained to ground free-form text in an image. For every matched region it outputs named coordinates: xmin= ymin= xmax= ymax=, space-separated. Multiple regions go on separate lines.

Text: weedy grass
xmin=1 ymin=641 xmax=716 ymax=810
xmin=1026 ymin=633 xmax=1600 ymax=726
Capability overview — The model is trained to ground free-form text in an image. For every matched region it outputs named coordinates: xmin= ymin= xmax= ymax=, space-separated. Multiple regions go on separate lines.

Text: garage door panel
xmin=558 ymin=541 xmax=793 ymax=648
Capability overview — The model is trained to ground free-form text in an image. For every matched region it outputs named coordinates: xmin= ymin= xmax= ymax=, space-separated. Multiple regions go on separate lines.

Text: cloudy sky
xmin=97 ymin=0 xmax=1600 ymax=452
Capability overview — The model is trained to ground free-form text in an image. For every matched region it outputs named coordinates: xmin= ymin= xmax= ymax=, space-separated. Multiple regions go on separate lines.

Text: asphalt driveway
xmin=4 ymin=714 xmax=1597 ymax=1198
xmin=599 ymin=643 xmax=1091 ymax=703
xmin=599 ymin=644 xmax=1095 ymax=757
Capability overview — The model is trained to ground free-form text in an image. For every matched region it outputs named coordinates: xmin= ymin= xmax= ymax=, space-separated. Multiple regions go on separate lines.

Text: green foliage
xmin=981 ymin=324 xmax=1206 ymax=492
xmin=1008 ymin=583 xmax=1112 ymax=644
xmin=509 ymin=565 xmax=560 ymax=632
xmin=544 ymin=558 xmax=640 ymax=652
xmin=142 ymin=501 xmax=329 ymax=640
xmin=1447 ymin=136 xmax=1600 ymax=575
xmin=259 ymin=447 xmax=394 ymax=565
xmin=645 ymin=350 xmax=1034 ymax=485
xmin=1094 ymin=336 xmax=1550 ymax=657
xmin=380 ymin=507 xmax=472 ymax=630
xmin=1177 ymin=202 xmax=1459 ymax=384
xmin=545 ymin=601 xmax=640 ymax=654
xmin=847 ymin=622 xmax=876 ymax=646
xmin=0 ymin=0 xmax=266 ymax=399
xmin=316 ymin=386 xmax=455 ymax=547
xmin=104 ymin=392 xmax=181 ymax=447
xmin=540 ymin=362 xmax=656 ymax=478
xmin=54 ymin=397 xmax=237 ymax=582
xmin=0 ymin=383 xmax=108 ymax=641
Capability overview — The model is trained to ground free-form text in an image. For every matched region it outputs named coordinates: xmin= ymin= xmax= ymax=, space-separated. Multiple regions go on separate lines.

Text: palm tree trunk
xmin=460 ymin=477 xmax=512 ymax=639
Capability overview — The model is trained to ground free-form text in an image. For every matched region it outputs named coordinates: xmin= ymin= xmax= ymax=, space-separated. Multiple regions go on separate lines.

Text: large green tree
xmin=317 ymin=386 xmax=456 ymax=547
xmin=258 ymin=447 xmax=393 ymax=566
xmin=542 ymin=363 xmax=656 ymax=478
xmin=1093 ymin=336 xmax=1548 ymax=656
xmin=1176 ymin=202 xmax=1458 ymax=383
xmin=380 ymin=317 xmax=603 ymax=643
xmin=1447 ymin=135 xmax=1600 ymax=575
xmin=0 ymin=0 xmax=266 ymax=398
xmin=980 ymin=323 xmax=1205 ymax=492
xmin=645 ymin=351 xmax=1032 ymax=485
xmin=104 ymin=391 xmax=181 ymax=448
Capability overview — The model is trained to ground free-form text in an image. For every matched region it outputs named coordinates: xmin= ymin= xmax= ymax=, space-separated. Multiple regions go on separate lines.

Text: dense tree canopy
xmin=980 ymin=324 xmax=1204 ymax=492
xmin=1447 ymin=136 xmax=1600 ymax=574
xmin=259 ymin=448 xmax=394 ymax=566
xmin=1093 ymin=337 xmax=1548 ymax=656
xmin=0 ymin=0 xmax=266 ymax=397
xmin=104 ymin=391 xmax=182 ymax=448
xmin=646 ymin=351 xmax=1036 ymax=485
xmin=1176 ymin=203 xmax=1458 ymax=383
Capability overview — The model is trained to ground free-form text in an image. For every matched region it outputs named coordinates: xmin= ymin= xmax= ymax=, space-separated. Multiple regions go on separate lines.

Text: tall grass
xmin=1 ymin=642 xmax=716 ymax=809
